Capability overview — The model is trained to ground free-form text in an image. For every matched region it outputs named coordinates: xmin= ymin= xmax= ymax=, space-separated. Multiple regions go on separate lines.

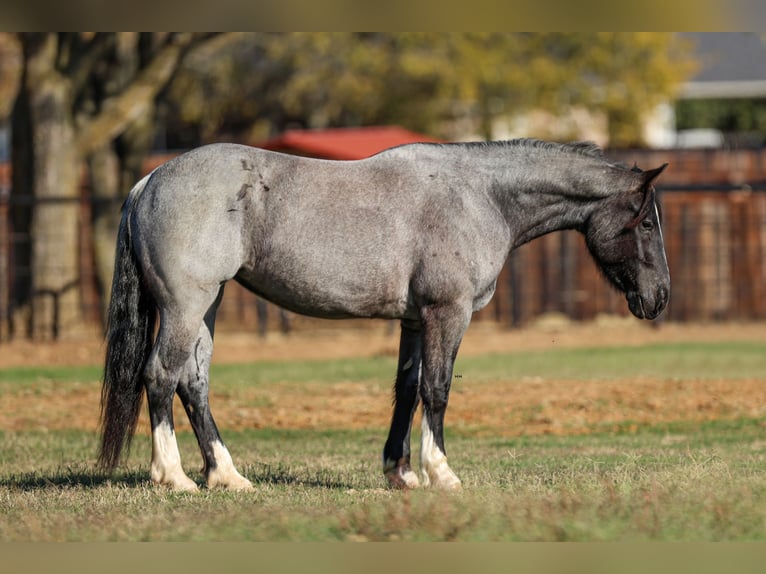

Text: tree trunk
xmin=10 ymin=32 xmax=211 ymax=339
xmin=21 ymin=36 xmax=82 ymax=340
xmin=84 ymin=34 xmax=199 ymax=329
xmin=89 ymin=106 xmax=155 ymax=323
xmin=88 ymin=146 xmax=120 ymax=323
xmin=9 ymin=66 xmax=34 ymax=338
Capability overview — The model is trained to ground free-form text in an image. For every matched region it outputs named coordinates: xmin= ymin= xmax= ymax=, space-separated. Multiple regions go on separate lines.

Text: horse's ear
xmin=639 ymin=163 xmax=668 ymax=188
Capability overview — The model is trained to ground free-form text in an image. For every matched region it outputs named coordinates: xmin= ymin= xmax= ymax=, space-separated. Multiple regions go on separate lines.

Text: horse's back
xmin=130 ymin=144 xmax=422 ymax=318
xmin=129 ymin=142 xmax=506 ymax=320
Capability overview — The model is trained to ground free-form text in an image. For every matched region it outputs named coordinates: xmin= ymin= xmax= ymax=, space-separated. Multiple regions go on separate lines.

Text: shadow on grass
xmin=246 ymin=463 xmax=357 ymax=490
xmin=2 ymin=465 xmax=357 ymax=491
xmin=0 ymin=468 xmax=153 ymax=490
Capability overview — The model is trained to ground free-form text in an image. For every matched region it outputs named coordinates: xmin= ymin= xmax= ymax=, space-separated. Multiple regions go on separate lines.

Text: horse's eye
xmin=641 ymin=219 xmax=654 ymax=232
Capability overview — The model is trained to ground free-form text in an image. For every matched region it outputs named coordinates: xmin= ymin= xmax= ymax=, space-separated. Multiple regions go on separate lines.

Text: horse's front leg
xmin=418 ymin=302 xmax=471 ymax=491
xmin=383 ymin=321 xmax=423 ymax=489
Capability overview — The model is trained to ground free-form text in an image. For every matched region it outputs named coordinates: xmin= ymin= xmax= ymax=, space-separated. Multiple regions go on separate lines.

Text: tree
xmin=10 ymin=33 xmax=217 ymax=340
xmin=165 ymin=33 xmax=453 ymax=141
xmin=566 ymin=33 xmax=697 ymax=147
xmin=676 ymin=97 xmax=766 ymax=146
xmin=407 ymin=33 xmax=696 ymax=144
xmin=163 ymin=33 xmax=695 ymax=147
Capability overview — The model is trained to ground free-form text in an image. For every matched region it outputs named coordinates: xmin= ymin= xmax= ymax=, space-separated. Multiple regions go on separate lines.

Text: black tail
xmin=98 ymin=188 xmax=156 ymax=471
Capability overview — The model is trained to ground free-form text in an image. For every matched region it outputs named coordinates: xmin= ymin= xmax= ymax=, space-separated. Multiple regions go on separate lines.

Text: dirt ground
xmin=2 ymin=317 xmax=765 ymax=436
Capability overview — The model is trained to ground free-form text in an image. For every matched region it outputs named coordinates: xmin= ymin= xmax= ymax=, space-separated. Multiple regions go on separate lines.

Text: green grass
xmin=1 ymin=420 xmax=765 ymax=541
xmin=212 ymin=341 xmax=766 ymax=386
xmin=454 ymin=341 xmax=766 ymax=382
xmin=1 ymin=340 xmax=766 ymax=541
xmin=3 ymin=341 xmax=762 ymax=393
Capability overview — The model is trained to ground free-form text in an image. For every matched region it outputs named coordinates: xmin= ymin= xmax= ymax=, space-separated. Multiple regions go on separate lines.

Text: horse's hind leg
xmin=176 ymin=292 xmax=253 ymax=491
xmin=144 ymin=284 xmax=229 ymax=492
xmin=144 ymin=308 xmax=204 ymax=491
xmin=382 ymin=321 xmax=422 ymax=489
xmin=418 ymin=302 xmax=471 ymax=490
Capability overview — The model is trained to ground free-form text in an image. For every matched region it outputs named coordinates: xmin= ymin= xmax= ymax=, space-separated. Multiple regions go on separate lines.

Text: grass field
xmin=1 ymin=324 xmax=765 ymax=541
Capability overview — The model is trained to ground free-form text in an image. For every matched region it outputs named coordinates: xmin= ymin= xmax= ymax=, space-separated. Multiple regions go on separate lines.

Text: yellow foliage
xmin=166 ymin=33 xmax=698 ymax=146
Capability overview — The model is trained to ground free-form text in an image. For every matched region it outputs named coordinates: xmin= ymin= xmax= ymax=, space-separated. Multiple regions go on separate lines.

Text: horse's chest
xmin=472 ymin=279 xmax=497 ymax=312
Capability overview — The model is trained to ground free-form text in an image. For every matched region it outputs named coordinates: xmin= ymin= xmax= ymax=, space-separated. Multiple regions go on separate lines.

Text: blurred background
xmin=0 ymin=32 xmax=764 ymax=341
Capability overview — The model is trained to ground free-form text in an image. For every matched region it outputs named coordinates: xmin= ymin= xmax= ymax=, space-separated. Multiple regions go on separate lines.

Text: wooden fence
xmin=478 ymin=189 xmax=766 ymax=325
xmin=3 ymin=148 xmax=766 ymax=338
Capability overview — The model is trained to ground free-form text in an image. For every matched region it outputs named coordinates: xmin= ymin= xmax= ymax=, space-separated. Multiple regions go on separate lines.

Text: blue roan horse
xmin=99 ymin=139 xmax=669 ymax=491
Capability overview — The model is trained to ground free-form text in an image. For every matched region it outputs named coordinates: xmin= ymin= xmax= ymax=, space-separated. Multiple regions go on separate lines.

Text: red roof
xmin=259 ymin=126 xmax=442 ymax=160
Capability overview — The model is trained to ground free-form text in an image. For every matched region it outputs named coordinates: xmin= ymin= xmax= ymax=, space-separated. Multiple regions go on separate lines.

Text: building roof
xmin=259 ymin=126 xmax=442 ymax=160
xmin=681 ymin=33 xmax=766 ymax=99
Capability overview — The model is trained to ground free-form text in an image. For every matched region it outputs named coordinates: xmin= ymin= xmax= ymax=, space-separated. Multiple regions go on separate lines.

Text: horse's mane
xmin=420 ymin=138 xmax=606 ymax=160
xmin=500 ymin=138 xmax=605 ymax=159
xmin=384 ymin=138 xmax=642 ymax=177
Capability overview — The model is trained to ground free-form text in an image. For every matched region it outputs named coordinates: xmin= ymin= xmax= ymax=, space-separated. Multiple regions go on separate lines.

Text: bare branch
xmin=75 ymin=33 xmax=198 ymax=157
xmin=68 ymin=33 xmax=117 ymax=97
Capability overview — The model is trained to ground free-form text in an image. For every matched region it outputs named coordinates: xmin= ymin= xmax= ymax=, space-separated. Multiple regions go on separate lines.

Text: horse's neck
xmin=485 ymin=153 xmax=607 ymax=248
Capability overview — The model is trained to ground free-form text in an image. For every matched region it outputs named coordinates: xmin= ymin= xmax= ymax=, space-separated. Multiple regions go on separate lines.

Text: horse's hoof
xmin=421 ymin=459 xmax=462 ymax=491
xmin=384 ymin=463 xmax=420 ymax=490
xmin=421 ymin=473 xmax=462 ymax=491
xmin=150 ymin=464 xmax=200 ymax=492
xmin=207 ymin=470 xmax=254 ymax=491
xmin=154 ymin=476 xmax=200 ymax=492
xmin=385 ymin=471 xmax=420 ymax=489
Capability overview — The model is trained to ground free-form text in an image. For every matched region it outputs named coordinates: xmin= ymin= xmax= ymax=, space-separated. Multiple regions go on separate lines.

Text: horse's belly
xmin=235 ymin=266 xmax=413 ymax=320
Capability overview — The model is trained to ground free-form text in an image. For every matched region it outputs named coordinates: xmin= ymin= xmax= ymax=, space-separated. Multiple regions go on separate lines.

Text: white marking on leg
xmin=420 ymin=412 xmax=462 ymax=490
xmin=383 ymin=457 xmax=420 ymax=489
xmin=151 ymin=421 xmax=198 ymax=491
xmin=206 ymin=441 xmax=254 ymax=491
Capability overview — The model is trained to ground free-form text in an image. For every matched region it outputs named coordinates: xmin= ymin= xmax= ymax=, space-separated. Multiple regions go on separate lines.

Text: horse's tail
xmin=98 ymin=173 xmax=156 ymax=471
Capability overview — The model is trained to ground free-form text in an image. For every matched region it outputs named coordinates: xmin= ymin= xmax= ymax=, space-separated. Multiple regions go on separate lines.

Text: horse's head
xmin=585 ymin=163 xmax=670 ymax=320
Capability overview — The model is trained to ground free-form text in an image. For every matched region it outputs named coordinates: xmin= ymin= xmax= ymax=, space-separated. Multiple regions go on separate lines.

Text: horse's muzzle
xmin=627 ymin=286 xmax=669 ymax=320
